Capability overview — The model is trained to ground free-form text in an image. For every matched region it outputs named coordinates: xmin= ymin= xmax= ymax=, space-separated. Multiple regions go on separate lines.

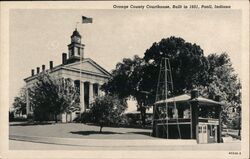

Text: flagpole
xmin=76 ymin=22 xmax=79 ymax=30
xmin=79 ymin=20 xmax=83 ymax=113
xmin=80 ymin=16 xmax=93 ymax=113
xmin=80 ymin=28 xmax=82 ymax=113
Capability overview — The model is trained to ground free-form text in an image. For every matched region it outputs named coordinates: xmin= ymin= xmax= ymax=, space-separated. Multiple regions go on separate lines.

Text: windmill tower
xmin=152 ymin=57 xmax=181 ymax=139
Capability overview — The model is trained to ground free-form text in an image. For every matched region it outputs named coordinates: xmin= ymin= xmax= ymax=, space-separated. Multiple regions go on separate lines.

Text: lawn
xmin=9 ymin=122 xmax=156 ymax=140
xmin=9 ymin=122 xmax=241 ymax=151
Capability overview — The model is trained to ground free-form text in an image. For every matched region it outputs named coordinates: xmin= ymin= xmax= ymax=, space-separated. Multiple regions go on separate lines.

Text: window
xmin=78 ymin=48 xmax=81 ymax=55
xmin=70 ymin=49 xmax=74 ymax=56
xmin=203 ymin=126 xmax=206 ymax=133
xmin=198 ymin=126 xmax=202 ymax=133
xmin=172 ymin=108 xmax=178 ymax=119
xmin=209 ymin=125 xmax=215 ymax=137
xmin=183 ymin=109 xmax=190 ymax=119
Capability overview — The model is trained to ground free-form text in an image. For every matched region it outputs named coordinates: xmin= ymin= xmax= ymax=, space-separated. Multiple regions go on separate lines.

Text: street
xmin=10 ymin=139 xmax=241 ymax=151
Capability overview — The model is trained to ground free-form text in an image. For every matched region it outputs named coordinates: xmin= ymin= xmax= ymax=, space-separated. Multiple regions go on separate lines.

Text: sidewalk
xmin=9 ymin=138 xmax=241 ymax=151
xmin=9 ymin=134 xmax=197 ymax=147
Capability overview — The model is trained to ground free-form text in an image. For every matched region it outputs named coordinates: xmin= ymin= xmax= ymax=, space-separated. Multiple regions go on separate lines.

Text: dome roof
xmin=71 ymin=28 xmax=81 ymax=38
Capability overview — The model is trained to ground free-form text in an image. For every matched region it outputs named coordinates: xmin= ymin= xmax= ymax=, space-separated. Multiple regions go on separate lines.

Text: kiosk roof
xmin=155 ymin=94 xmax=223 ymax=106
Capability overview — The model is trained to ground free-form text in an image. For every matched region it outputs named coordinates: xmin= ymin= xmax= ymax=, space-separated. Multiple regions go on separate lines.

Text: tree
xmin=144 ymin=36 xmax=209 ymax=95
xmin=102 ymin=56 xmax=143 ymax=99
xmin=144 ymin=40 xmax=241 ymax=129
xmin=103 ymin=37 xmax=209 ymax=126
xmin=102 ymin=55 xmax=154 ymax=126
xmin=12 ymin=87 xmax=27 ymax=116
xmin=29 ymin=72 xmax=80 ymax=122
xmin=197 ymin=53 xmax=241 ymax=130
xmin=103 ymin=36 xmax=241 ymax=130
xmin=206 ymin=53 xmax=241 ymax=105
xmin=89 ymin=95 xmax=127 ymax=133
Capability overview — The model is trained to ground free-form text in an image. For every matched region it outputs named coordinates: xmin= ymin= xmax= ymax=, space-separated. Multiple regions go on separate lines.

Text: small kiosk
xmin=152 ymin=90 xmax=223 ymax=143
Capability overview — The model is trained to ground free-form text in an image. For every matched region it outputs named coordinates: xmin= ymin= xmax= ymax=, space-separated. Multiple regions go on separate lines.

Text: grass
xmin=9 ymin=122 xmax=155 ymax=140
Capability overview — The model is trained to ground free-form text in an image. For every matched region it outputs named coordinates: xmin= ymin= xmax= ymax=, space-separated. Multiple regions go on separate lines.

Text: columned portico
xmin=78 ymin=81 xmax=104 ymax=112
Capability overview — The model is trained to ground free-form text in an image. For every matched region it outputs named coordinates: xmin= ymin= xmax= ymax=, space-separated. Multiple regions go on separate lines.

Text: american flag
xmin=82 ymin=16 xmax=93 ymax=23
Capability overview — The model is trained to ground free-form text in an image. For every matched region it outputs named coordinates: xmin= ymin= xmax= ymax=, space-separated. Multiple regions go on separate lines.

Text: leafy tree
xmin=145 ymin=40 xmax=241 ymax=130
xmin=103 ymin=37 xmax=209 ymax=126
xmin=197 ymin=53 xmax=241 ymax=130
xmin=102 ymin=55 xmax=154 ymax=126
xmin=103 ymin=36 xmax=241 ymax=130
xmin=29 ymin=72 xmax=80 ymax=122
xmin=12 ymin=87 xmax=27 ymax=116
xmin=144 ymin=36 xmax=209 ymax=95
xmin=103 ymin=56 xmax=143 ymax=99
xmin=206 ymin=53 xmax=241 ymax=105
xmin=89 ymin=95 xmax=127 ymax=133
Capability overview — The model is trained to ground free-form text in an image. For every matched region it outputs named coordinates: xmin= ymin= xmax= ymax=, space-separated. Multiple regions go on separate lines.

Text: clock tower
xmin=67 ymin=28 xmax=85 ymax=63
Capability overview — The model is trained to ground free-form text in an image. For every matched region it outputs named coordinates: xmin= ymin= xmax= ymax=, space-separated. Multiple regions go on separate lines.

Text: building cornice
xmin=24 ymin=59 xmax=112 ymax=83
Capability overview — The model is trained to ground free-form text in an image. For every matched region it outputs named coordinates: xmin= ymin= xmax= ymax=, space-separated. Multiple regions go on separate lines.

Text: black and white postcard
xmin=0 ymin=1 xmax=249 ymax=159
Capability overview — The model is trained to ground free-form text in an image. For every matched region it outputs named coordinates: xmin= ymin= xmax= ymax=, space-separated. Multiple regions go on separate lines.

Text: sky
xmin=9 ymin=9 xmax=242 ymax=111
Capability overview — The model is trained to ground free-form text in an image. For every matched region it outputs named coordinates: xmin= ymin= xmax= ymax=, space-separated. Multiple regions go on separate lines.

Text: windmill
xmin=152 ymin=57 xmax=181 ymax=139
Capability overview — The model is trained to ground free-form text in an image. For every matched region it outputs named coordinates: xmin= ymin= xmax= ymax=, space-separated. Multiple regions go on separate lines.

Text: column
xmin=217 ymin=106 xmax=222 ymax=143
xmin=97 ymin=84 xmax=100 ymax=97
xmin=26 ymin=87 xmax=30 ymax=117
xmin=80 ymin=81 xmax=85 ymax=113
xmin=89 ymin=82 xmax=93 ymax=104
xmin=191 ymin=102 xmax=199 ymax=139
xmin=98 ymin=83 xmax=104 ymax=97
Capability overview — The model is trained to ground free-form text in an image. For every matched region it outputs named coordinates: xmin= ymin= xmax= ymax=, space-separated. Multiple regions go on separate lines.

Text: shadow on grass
xmin=70 ymin=131 xmax=123 ymax=136
xmin=9 ymin=122 xmax=54 ymax=126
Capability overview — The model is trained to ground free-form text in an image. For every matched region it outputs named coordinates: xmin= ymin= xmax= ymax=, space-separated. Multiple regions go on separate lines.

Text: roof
xmin=71 ymin=29 xmax=81 ymax=38
xmin=63 ymin=58 xmax=112 ymax=77
xmin=155 ymin=94 xmax=223 ymax=106
xmin=24 ymin=58 xmax=111 ymax=82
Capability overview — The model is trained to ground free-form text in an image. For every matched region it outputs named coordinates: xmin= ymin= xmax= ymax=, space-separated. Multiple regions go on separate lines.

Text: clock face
xmin=72 ymin=36 xmax=80 ymax=43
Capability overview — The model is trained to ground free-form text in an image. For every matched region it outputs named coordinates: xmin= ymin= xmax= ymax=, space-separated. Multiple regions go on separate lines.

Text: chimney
xmin=191 ymin=89 xmax=199 ymax=99
xmin=49 ymin=61 xmax=53 ymax=69
xmin=31 ymin=69 xmax=34 ymax=76
xmin=36 ymin=67 xmax=40 ymax=74
xmin=42 ymin=65 xmax=45 ymax=71
xmin=62 ymin=53 xmax=67 ymax=64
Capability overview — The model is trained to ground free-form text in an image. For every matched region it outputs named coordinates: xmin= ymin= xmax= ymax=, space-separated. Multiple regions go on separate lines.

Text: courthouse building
xmin=24 ymin=29 xmax=111 ymax=122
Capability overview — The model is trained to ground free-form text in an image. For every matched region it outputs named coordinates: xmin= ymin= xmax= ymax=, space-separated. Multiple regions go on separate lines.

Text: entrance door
xmin=197 ymin=124 xmax=207 ymax=144
xmin=207 ymin=124 xmax=217 ymax=143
